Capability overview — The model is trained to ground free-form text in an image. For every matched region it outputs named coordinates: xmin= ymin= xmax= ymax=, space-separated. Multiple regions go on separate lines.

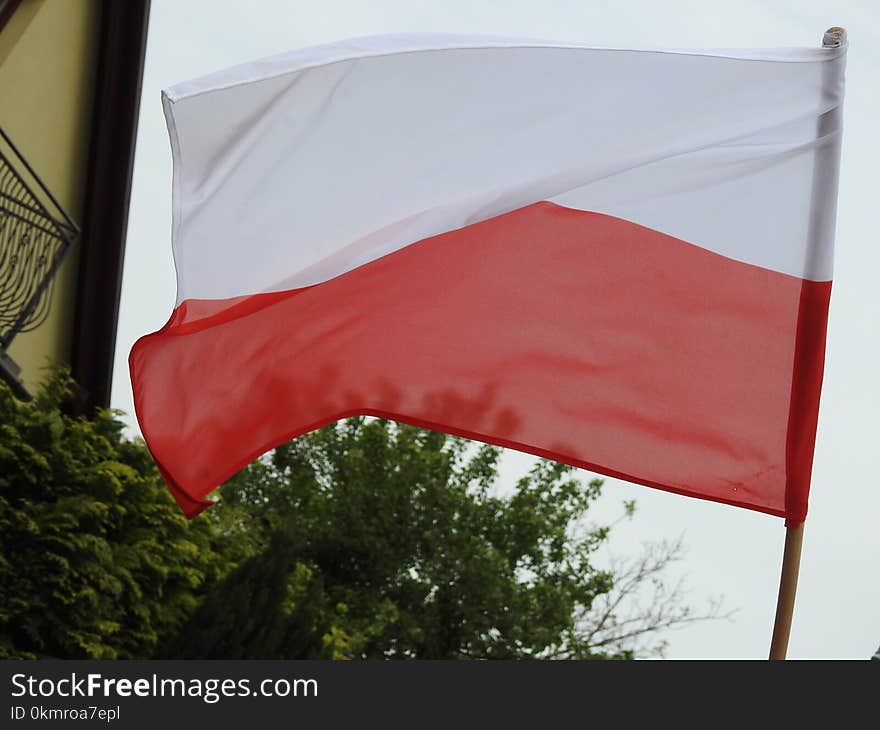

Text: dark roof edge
xmin=0 ymin=0 xmax=24 ymax=32
xmin=70 ymin=0 xmax=150 ymax=416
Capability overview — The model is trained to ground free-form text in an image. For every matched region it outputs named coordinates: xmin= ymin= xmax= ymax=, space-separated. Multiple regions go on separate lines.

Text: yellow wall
xmin=1 ymin=0 xmax=101 ymax=392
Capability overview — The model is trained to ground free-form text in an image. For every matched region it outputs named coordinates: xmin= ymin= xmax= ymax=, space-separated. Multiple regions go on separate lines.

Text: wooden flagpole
xmin=769 ymin=524 xmax=804 ymax=659
xmin=768 ymin=26 xmax=845 ymax=661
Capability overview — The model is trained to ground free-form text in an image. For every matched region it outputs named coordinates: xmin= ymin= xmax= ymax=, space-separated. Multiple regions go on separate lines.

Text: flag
xmin=130 ymin=33 xmax=846 ymax=523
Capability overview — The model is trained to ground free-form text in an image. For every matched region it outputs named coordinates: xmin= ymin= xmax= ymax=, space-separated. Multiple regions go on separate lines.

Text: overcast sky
xmin=111 ymin=0 xmax=880 ymax=659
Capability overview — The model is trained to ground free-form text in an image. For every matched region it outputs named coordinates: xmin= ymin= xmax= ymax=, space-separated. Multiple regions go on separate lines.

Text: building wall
xmin=0 ymin=0 xmax=101 ymax=392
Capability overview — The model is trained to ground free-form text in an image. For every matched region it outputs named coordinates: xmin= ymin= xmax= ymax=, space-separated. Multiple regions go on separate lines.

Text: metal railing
xmin=0 ymin=126 xmax=79 ymax=350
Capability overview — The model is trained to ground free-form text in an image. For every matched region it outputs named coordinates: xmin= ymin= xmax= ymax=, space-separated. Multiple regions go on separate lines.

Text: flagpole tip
xmin=822 ymin=27 xmax=846 ymax=48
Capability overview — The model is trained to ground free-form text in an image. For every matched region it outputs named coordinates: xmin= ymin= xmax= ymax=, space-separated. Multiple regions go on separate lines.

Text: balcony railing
xmin=0 ymin=126 xmax=79 ymax=396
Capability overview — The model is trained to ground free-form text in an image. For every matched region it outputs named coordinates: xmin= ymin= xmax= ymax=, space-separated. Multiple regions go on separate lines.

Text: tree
xmin=167 ymin=418 xmax=724 ymax=659
xmin=0 ymin=370 xmax=224 ymax=659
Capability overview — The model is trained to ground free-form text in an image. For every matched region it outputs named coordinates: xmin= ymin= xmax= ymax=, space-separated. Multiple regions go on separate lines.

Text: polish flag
xmin=130 ymin=34 xmax=846 ymax=523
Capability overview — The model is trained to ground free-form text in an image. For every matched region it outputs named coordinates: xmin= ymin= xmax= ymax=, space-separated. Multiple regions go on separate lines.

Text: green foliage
xmin=169 ymin=418 xmax=624 ymax=659
xmin=0 ymin=368 xmax=222 ymax=659
xmin=164 ymin=530 xmax=339 ymax=659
